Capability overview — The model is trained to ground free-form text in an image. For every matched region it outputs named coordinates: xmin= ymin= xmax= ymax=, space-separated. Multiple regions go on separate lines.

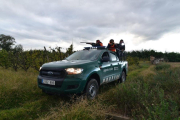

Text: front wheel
xmin=120 ymin=71 xmax=126 ymax=83
xmin=85 ymin=79 xmax=99 ymax=100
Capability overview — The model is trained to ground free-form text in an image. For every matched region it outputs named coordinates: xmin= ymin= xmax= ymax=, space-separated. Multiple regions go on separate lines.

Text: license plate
xmin=42 ymin=79 xmax=55 ymax=85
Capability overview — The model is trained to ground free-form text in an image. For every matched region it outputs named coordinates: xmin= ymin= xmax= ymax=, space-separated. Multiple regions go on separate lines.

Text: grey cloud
xmin=0 ymin=0 xmax=180 ymax=48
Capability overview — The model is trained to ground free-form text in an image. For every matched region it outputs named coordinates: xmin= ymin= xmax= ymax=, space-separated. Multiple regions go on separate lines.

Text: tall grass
xmin=39 ymin=99 xmax=108 ymax=120
xmin=101 ymin=63 xmax=180 ymax=119
xmin=0 ymin=68 xmax=109 ymax=120
xmin=0 ymin=62 xmax=179 ymax=120
xmin=154 ymin=63 xmax=171 ymax=71
xmin=0 ymin=68 xmax=69 ymax=119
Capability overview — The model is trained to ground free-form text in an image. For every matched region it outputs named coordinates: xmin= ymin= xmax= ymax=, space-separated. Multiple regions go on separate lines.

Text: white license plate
xmin=42 ymin=79 xmax=55 ymax=85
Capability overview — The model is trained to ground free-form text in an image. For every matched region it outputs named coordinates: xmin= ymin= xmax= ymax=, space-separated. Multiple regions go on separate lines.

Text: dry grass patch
xmin=39 ymin=98 xmax=109 ymax=120
xmin=167 ymin=62 xmax=180 ymax=68
xmin=139 ymin=65 xmax=156 ymax=77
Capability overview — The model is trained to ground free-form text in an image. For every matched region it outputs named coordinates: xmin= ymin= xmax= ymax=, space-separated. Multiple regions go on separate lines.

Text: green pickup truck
xmin=38 ymin=47 xmax=128 ymax=99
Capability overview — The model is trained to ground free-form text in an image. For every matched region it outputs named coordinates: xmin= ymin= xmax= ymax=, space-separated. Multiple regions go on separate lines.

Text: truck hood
xmin=42 ymin=60 xmax=94 ymax=69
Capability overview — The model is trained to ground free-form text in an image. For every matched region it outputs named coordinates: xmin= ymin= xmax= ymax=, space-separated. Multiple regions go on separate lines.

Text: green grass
xmin=128 ymin=61 xmax=150 ymax=78
xmin=0 ymin=62 xmax=180 ymax=120
xmin=154 ymin=63 xmax=171 ymax=71
xmin=0 ymin=68 xmax=69 ymax=119
xmin=101 ymin=63 xmax=180 ymax=119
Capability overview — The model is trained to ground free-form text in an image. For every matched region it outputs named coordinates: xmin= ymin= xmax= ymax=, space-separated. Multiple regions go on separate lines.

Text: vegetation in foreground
xmin=0 ymin=62 xmax=180 ymax=120
xmin=102 ymin=63 xmax=180 ymax=119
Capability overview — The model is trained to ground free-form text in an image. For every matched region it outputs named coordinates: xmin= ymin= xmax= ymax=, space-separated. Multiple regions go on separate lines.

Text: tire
xmin=120 ymin=71 xmax=126 ymax=83
xmin=85 ymin=79 xmax=99 ymax=100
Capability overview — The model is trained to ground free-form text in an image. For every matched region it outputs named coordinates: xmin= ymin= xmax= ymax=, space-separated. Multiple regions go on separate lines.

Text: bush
xmin=0 ymin=50 xmax=11 ymax=69
xmin=127 ymin=56 xmax=139 ymax=66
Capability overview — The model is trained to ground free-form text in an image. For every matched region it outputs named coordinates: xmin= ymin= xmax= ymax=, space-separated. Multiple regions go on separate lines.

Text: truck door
xmin=109 ymin=52 xmax=121 ymax=82
xmin=100 ymin=51 xmax=113 ymax=83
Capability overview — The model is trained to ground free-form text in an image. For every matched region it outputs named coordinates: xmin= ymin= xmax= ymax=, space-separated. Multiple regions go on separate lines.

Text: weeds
xmin=0 ymin=63 xmax=180 ymax=120
xmin=101 ymin=63 xmax=180 ymax=119
xmin=40 ymin=99 xmax=107 ymax=120
xmin=154 ymin=63 xmax=171 ymax=71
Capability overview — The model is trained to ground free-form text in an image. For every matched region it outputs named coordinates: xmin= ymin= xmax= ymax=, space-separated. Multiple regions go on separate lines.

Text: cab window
xmin=66 ymin=50 xmax=101 ymax=61
xmin=109 ymin=52 xmax=118 ymax=61
xmin=102 ymin=52 xmax=109 ymax=59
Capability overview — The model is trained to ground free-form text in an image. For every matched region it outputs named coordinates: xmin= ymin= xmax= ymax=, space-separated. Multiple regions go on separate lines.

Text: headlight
xmin=39 ymin=67 xmax=42 ymax=71
xmin=66 ymin=68 xmax=83 ymax=74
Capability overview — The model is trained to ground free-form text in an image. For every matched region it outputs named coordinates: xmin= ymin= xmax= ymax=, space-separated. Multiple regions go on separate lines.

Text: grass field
xmin=0 ymin=62 xmax=180 ymax=120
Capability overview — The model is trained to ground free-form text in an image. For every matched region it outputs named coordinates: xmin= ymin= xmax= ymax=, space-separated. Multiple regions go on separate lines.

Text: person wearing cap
xmin=91 ymin=40 xmax=103 ymax=47
xmin=107 ymin=39 xmax=117 ymax=52
xmin=118 ymin=39 xmax=125 ymax=51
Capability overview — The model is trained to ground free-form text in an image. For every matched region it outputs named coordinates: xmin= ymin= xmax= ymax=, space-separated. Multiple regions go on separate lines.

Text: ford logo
xmin=47 ymin=71 xmax=53 ymax=75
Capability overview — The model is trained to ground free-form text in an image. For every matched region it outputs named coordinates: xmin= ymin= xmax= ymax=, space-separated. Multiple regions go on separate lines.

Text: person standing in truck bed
xmin=91 ymin=40 xmax=103 ymax=47
xmin=107 ymin=39 xmax=117 ymax=52
xmin=116 ymin=39 xmax=125 ymax=60
xmin=118 ymin=39 xmax=125 ymax=51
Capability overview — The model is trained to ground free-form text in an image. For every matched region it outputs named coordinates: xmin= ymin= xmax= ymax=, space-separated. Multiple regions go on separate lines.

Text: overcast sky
xmin=0 ymin=0 xmax=180 ymax=52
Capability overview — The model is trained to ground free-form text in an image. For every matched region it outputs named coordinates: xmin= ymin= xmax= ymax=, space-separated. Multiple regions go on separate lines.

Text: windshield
xmin=66 ymin=50 xmax=102 ymax=61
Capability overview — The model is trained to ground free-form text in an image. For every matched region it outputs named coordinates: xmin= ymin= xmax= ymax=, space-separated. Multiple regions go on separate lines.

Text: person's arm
xmin=121 ymin=44 xmax=125 ymax=51
xmin=114 ymin=44 xmax=118 ymax=48
xmin=91 ymin=43 xmax=96 ymax=46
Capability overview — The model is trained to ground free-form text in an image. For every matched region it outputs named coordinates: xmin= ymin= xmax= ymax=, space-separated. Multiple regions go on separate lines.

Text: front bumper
xmin=37 ymin=75 xmax=86 ymax=94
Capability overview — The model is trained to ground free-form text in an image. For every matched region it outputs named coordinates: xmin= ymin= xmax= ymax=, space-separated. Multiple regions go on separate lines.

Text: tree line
xmin=127 ymin=49 xmax=180 ymax=62
xmin=0 ymin=34 xmax=73 ymax=71
xmin=0 ymin=34 xmax=180 ymax=71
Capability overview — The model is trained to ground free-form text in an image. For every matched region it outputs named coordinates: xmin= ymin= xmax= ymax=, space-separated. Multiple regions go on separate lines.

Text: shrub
xmin=0 ymin=50 xmax=11 ymax=69
xmin=127 ymin=56 xmax=139 ymax=66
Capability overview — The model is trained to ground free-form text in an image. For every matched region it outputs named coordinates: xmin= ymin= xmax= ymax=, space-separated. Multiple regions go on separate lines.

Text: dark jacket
xmin=92 ymin=42 xmax=103 ymax=47
xmin=117 ymin=43 xmax=125 ymax=51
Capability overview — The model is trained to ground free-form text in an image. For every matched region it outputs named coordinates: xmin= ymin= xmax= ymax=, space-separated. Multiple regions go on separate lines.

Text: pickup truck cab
xmin=38 ymin=47 xmax=128 ymax=99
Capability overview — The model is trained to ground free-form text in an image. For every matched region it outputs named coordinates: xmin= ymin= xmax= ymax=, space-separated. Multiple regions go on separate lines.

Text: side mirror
xmin=101 ymin=56 xmax=110 ymax=62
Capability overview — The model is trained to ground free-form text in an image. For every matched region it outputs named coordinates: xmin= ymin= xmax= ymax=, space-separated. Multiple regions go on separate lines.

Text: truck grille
xmin=40 ymin=70 xmax=66 ymax=78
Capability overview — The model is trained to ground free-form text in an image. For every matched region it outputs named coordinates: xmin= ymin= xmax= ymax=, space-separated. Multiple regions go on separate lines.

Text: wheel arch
xmin=122 ymin=67 xmax=127 ymax=75
xmin=119 ymin=67 xmax=127 ymax=83
xmin=83 ymin=72 xmax=100 ymax=92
